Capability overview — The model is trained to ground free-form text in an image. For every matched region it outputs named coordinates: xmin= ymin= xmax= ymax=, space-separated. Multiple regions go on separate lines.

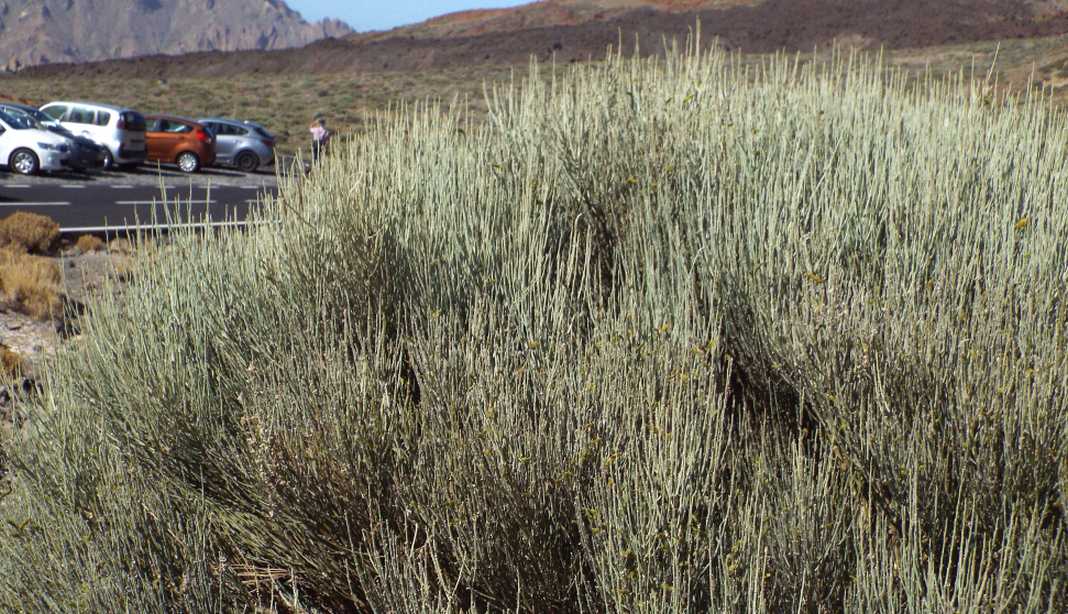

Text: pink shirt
xmin=310 ymin=125 xmax=328 ymax=143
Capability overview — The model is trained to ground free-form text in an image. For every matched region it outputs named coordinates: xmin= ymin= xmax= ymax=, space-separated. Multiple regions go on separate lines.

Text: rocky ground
xmin=0 ymin=244 xmax=131 ymax=380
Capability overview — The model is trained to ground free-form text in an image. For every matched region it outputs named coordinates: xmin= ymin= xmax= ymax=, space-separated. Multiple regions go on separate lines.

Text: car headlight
xmin=38 ymin=142 xmax=70 ymax=153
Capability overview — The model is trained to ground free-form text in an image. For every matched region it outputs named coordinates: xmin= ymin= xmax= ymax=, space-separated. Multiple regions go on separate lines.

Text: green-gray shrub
xmin=0 ymin=39 xmax=1065 ymax=611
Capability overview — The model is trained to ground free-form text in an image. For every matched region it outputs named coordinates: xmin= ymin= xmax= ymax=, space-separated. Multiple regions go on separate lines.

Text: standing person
xmin=309 ymin=116 xmax=331 ymax=163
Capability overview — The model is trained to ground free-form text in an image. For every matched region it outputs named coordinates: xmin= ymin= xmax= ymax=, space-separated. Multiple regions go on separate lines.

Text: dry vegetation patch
xmin=0 ymin=247 xmax=61 ymax=321
xmin=0 ymin=212 xmax=59 ymax=255
xmin=0 ymin=344 xmax=23 ymax=379
xmin=73 ymin=235 xmax=105 ymax=254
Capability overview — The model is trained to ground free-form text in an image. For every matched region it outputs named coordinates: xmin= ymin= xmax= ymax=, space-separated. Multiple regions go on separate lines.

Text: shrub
xmin=1 ymin=44 xmax=1066 ymax=611
xmin=0 ymin=247 xmax=62 ymax=320
xmin=0 ymin=345 xmax=22 ymax=379
xmin=0 ymin=212 xmax=59 ymax=255
xmin=73 ymin=235 xmax=104 ymax=254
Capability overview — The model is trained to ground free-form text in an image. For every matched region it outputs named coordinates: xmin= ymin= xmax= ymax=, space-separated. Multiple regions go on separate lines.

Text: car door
xmin=145 ymin=118 xmax=167 ymax=162
xmin=152 ymin=119 xmax=193 ymax=163
xmin=89 ymin=108 xmax=113 ymax=148
xmin=211 ymin=123 xmax=238 ymax=161
xmin=62 ymin=105 xmax=96 ymax=140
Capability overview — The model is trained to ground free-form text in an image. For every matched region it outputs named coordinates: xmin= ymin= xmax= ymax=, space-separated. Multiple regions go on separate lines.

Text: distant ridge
xmin=9 ymin=0 xmax=1068 ymax=80
xmin=0 ymin=0 xmax=351 ymax=72
xmin=353 ymin=0 xmax=1068 ymax=52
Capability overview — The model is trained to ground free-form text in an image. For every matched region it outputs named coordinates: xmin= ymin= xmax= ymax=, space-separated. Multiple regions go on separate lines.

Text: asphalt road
xmin=0 ymin=165 xmax=280 ymax=233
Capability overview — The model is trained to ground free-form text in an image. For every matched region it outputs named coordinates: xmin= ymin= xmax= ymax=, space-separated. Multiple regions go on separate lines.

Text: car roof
xmin=43 ymin=101 xmax=137 ymax=113
xmin=198 ymin=117 xmax=247 ymax=126
xmin=145 ymin=114 xmax=201 ymax=124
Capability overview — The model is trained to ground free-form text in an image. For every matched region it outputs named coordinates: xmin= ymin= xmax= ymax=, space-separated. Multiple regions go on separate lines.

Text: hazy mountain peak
xmin=0 ymin=0 xmax=353 ymax=71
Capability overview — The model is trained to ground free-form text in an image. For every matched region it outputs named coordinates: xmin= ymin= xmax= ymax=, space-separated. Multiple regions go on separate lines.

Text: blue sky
xmin=289 ymin=1 xmax=531 ymax=31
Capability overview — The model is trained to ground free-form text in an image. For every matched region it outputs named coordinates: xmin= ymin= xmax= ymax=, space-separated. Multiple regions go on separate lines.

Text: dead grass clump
xmin=0 ymin=212 xmax=60 ymax=254
xmin=0 ymin=345 xmax=22 ymax=379
xmin=106 ymin=238 xmax=134 ymax=254
xmin=74 ymin=235 xmax=105 ymax=254
xmin=0 ymin=248 xmax=62 ymax=320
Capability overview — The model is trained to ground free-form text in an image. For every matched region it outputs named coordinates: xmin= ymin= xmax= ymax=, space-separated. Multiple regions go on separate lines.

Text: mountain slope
xmin=10 ymin=0 xmax=1068 ymax=82
xmin=354 ymin=0 xmax=1068 ymax=52
xmin=352 ymin=0 xmax=756 ymax=41
xmin=0 ymin=0 xmax=351 ymax=71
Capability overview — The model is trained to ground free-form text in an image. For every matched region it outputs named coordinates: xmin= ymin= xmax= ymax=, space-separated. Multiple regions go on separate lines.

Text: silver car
xmin=197 ymin=118 xmax=275 ymax=172
xmin=40 ymin=101 xmax=147 ymax=170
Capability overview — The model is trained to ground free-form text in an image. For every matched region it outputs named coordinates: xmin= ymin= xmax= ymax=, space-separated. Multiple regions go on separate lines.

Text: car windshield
xmin=250 ymin=125 xmax=273 ymax=139
xmin=2 ymin=106 xmax=51 ymax=124
xmin=0 ymin=109 xmax=41 ymax=130
xmin=11 ymin=107 xmax=70 ymax=136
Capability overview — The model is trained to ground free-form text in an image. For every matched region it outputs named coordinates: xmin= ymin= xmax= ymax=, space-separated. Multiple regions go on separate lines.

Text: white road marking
xmin=3 ymin=184 xmax=31 ymax=188
xmin=60 ymin=220 xmax=273 ymax=233
xmin=0 ymin=201 xmax=71 ymax=207
xmin=116 ymin=199 xmax=217 ymax=205
xmin=111 ymin=185 xmax=135 ymax=189
xmin=240 ymin=185 xmax=260 ymax=190
xmin=60 ymin=184 xmax=86 ymax=189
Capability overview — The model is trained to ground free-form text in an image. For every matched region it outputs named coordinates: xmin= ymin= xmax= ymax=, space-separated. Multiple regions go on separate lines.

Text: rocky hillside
xmin=355 ymin=0 xmax=1068 ymax=51
xmin=0 ymin=0 xmax=351 ymax=71
xmin=352 ymin=0 xmax=756 ymax=42
xmin=10 ymin=0 xmax=1068 ymax=82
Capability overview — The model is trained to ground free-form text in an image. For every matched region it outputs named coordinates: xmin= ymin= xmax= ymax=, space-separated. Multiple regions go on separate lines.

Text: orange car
xmin=144 ymin=115 xmax=216 ymax=173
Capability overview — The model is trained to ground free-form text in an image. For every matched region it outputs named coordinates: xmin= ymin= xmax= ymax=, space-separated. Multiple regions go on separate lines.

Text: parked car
xmin=144 ymin=115 xmax=215 ymax=173
xmin=39 ymin=101 xmax=147 ymax=170
xmin=0 ymin=109 xmax=72 ymax=175
xmin=197 ymin=117 xmax=275 ymax=172
xmin=0 ymin=102 xmax=106 ymax=171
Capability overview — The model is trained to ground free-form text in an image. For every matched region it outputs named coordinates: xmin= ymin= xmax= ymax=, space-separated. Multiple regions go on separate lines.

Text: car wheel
xmin=177 ymin=152 xmax=200 ymax=174
xmin=10 ymin=149 xmax=40 ymax=176
xmin=235 ymin=151 xmax=259 ymax=173
xmin=101 ymin=150 xmax=115 ymax=171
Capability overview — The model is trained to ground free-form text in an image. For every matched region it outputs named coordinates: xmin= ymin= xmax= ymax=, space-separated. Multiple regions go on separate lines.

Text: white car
xmin=39 ymin=101 xmax=147 ymax=170
xmin=0 ymin=109 xmax=72 ymax=175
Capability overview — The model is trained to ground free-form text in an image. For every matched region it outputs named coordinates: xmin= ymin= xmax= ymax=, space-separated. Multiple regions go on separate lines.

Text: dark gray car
xmin=197 ymin=117 xmax=275 ymax=173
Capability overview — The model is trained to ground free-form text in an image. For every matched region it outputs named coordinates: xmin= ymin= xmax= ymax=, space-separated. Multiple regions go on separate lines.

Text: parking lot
xmin=0 ymin=162 xmax=286 ymax=233
xmin=0 ymin=159 xmax=280 ymax=187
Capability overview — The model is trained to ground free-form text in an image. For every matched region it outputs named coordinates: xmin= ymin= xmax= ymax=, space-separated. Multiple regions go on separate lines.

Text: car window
xmin=159 ymin=120 xmax=191 ymax=133
xmin=67 ymin=106 xmax=94 ymax=124
xmin=4 ymin=108 xmax=38 ymax=128
xmin=18 ymin=106 xmax=53 ymax=124
xmin=0 ymin=107 xmax=28 ymax=121
xmin=41 ymin=105 xmax=68 ymax=121
xmin=147 ymin=118 xmax=162 ymax=132
xmin=122 ymin=112 xmax=146 ymax=131
xmin=94 ymin=111 xmax=111 ymax=126
xmin=0 ymin=110 xmax=38 ymax=130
